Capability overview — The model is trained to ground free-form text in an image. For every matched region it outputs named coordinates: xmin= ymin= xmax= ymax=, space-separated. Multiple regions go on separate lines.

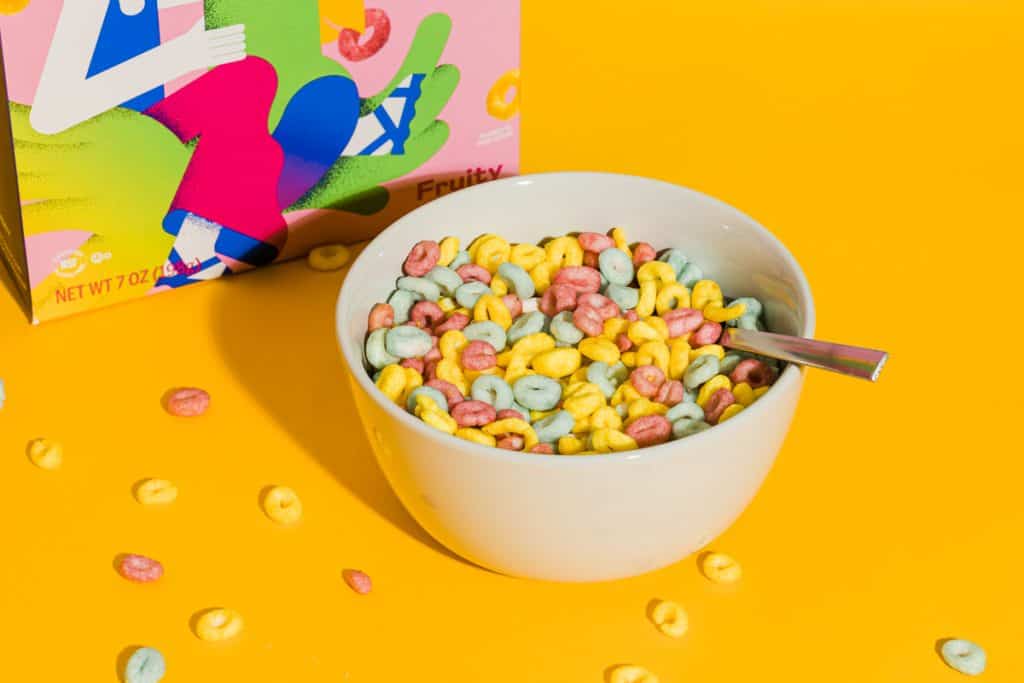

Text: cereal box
xmin=0 ymin=0 xmax=520 ymax=322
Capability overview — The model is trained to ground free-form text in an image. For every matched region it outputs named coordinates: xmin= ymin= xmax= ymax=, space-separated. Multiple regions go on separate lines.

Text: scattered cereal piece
xmin=940 ymin=639 xmax=986 ymax=676
xmin=194 ymin=608 xmax=244 ymax=642
xmin=337 ymin=8 xmax=391 ymax=62
xmin=124 ymin=646 xmax=166 ymax=683
xmin=700 ymin=552 xmax=742 ymax=583
xmin=342 ymin=568 xmax=373 ymax=595
xmin=26 ymin=438 xmax=62 ymax=470
xmin=609 ymin=664 xmax=659 ymax=683
xmin=134 ymin=479 xmax=178 ymax=505
xmin=307 ymin=244 xmax=352 ymax=271
xmin=118 ymin=554 xmax=165 ymax=583
xmin=650 ymin=600 xmax=688 ymax=638
xmin=262 ymin=486 xmax=303 ymax=525
xmin=165 ymin=388 xmax=210 ymax=417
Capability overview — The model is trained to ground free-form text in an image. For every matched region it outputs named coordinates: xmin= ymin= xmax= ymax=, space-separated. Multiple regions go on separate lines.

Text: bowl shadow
xmin=114 ymin=645 xmax=142 ymax=683
xmin=209 ymin=259 xmax=468 ymax=566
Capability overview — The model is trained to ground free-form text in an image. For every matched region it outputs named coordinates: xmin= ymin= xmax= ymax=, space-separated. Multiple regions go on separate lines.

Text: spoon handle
xmin=720 ymin=328 xmax=889 ymax=382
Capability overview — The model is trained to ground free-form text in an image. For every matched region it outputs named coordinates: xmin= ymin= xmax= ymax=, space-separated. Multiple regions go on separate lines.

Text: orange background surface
xmin=2 ymin=1 xmax=1023 ymax=681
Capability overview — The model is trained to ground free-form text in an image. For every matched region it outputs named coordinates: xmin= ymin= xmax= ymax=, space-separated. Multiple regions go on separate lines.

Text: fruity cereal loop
xmin=363 ymin=230 xmax=782 ymax=455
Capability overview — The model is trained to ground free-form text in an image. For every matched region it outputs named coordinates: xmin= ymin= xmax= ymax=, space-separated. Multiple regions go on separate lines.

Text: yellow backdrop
xmin=2 ymin=1 xmax=1022 ymax=680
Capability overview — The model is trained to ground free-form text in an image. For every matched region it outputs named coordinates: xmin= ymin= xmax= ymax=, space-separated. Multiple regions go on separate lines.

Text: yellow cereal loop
xmin=590 ymin=428 xmax=638 ymax=453
xmin=413 ymin=394 xmax=443 ymax=416
xmin=691 ymin=279 xmax=724 ymax=310
xmin=718 ymin=404 xmax=745 ymax=423
xmin=135 ymin=478 xmax=178 ymax=505
xmin=626 ymin=398 xmax=668 ymax=421
xmin=436 ymin=359 xmax=468 ymax=395
xmin=489 ymin=276 xmax=510 ymax=296
xmin=627 ymin=320 xmax=661 ymax=345
xmin=644 ymin=316 xmax=669 ymax=340
xmin=571 ymin=415 xmax=591 ymax=434
xmin=732 ymin=382 xmax=755 ymax=406
xmin=496 ymin=350 xmax=515 ymax=367
xmin=529 ymin=262 xmax=555 ymax=294
xmin=655 ymin=283 xmax=691 ymax=314
xmin=376 ymin=365 xmax=407 ymax=403
xmin=421 ymin=408 xmax=458 ymax=434
xmin=262 ymin=486 xmax=302 ymax=525
xmin=611 ymin=382 xmax=644 ymax=406
xmin=195 ymin=608 xmax=244 ymax=642
xmin=452 ymin=307 xmax=471 ymax=317
xmin=601 ymin=317 xmax=629 ymax=339
xmin=544 ymin=236 xmax=583 ymax=269
xmin=700 ymin=552 xmax=742 ymax=583
xmin=636 ymin=341 xmax=670 ymax=375
xmin=609 ymin=227 xmax=632 ymax=258
xmin=467 ymin=233 xmax=498 ymax=260
xmin=26 ymin=438 xmax=63 ymax=470
xmin=399 ymin=368 xmax=424 ymax=405
xmin=482 ymin=418 xmax=539 ymax=449
xmin=473 ymin=294 xmax=513 ymax=329
xmin=438 ymin=296 xmax=456 ymax=313
xmin=464 ymin=367 xmax=504 ymax=385
xmin=530 ymin=408 xmax=559 ymax=422
xmin=557 ymin=435 xmax=586 ymax=455
xmin=651 ymin=600 xmax=689 ymax=638
xmin=609 ymin=665 xmax=658 ymax=683
xmin=455 ymin=427 xmax=497 ymax=446
xmin=636 ymin=280 xmax=657 ymax=317
xmin=697 ymin=374 xmax=734 ymax=407
xmin=439 ymin=330 xmax=469 ymax=360
xmin=570 ymin=367 xmax=590 ymax=383
xmin=562 ymin=382 xmax=605 ymax=420
xmin=512 ymin=332 xmax=556 ymax=359
xmin=590 ymin=406 xmax=623 ymax=431
xmin=531 ymin=348 xmax=581 ymax=378
xmin=510 ymin=242 xmax=546 ymax=271
xmin=620 ymin=351 xmax=637 ymax=368
xmin=307 ymin=244 xmax=351 ymax=271
xmin=578 ymin=337 xmax=621 ymax=364
xmin=689 ymin=344 xmax=725 ymax=361
xmin=637 ymin=261 xmax=676 ymax=285
xmin=753 ymin=386 xmax=771 ymax=400
xmin=668 ymin=339 xmax=692 ymax=380
xmin=437 ymin=236 xmax=460 ymax=266
xmin=704 ymin=301 xmax=746 ymax=323
xmin=503 ymin=356 xmax=532 ymax=384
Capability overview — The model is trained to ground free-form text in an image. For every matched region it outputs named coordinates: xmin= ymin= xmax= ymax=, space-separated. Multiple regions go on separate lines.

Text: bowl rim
xmin=336 ymin=171 xmax=816 ymax=466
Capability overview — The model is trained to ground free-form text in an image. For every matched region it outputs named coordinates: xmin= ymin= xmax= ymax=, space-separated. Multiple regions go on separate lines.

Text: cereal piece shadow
xmin=111 ymin=553 xmax=128 ymax=576
xmin=210 ymin=257 xmax=470 ymax=567
xmin=934 ymin=638 xmax=958 ymax=671
xmin=644 ymin=598 xmax=661 ymax=625
xmin=604 ymin=664 xmax=629 ymax=683
xmin=115 ymin=645 xmax=142 ymax=683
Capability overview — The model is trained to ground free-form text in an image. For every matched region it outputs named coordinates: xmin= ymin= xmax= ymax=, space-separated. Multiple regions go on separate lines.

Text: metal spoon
xmin=720 ymin=328 xmax=888 ymax=382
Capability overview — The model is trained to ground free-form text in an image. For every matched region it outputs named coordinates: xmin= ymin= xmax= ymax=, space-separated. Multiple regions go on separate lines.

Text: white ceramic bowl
xmin=336 ymin=172 xmax=815 ymax=582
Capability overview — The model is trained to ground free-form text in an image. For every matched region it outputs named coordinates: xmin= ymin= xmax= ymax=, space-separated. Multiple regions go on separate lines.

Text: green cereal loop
xmin=604 ymin=283 xmax=639 ymax=312
xmin=365 ymin=328 xmax=399 ymax=369
xmin=424 ymin=266 xmax=463 ymax=297
xmin=385 ymin=326 xmax=433 ymax=359
xmin=497 ymin=262 xmax=536 ymax=298
xmin=372 ymin=370 xmax=382 ymax=382
xmin=587 ymin=361 xmax=618 ymax=398
xmin=454 ymin=281 xmax=491 ymax=308
xmin=449 ymin=249 xmax=471 ymax=270
xmin=550 ymin=311 xmax=584 ymax=345
xmin=940 ymin=639 xmax=986 ymax=676
xmin=609 ymin=361 xmax=630 ymax=383
xmin=683 ymin=354 xmax=720 ymax=389
xmin=599 ymin=272 xmax=609 ymax=291
xmin=507 ymin=311 xmax=547 ymax=345
xmin=719 ymin=352 xmax=750 ymax=376
xmin=672 ymin=418 xmax=711 ymax=439
xmin=666 ymin=401 xmax=704 ymax=423
xmin=532 ymin=409 xmax=574 ymax=442
xmin=658 ymin=248 xmax=689 ymax=278
xmin=598 ymin=248 xmax=634 ymax=286
xmin=679 ymin=262 xmax=703 ymax=288
xmin=405 ymin=385 xmax=448 ymax=413
xmin=125 ymin=647 xmax=166 ymax=683
xmin=471 ymin=375 xmax=514 ymax=410
xmin=683 ymin=387 xmax=697 ymax=403
xmin=508 ymin=400 xmax=530 ymax=421
xmin=512 ymin=375 xmax=563 ymax=410
xmin=397 ymin=276 xmax=442 ymax=302
xmin=464 ymin=321 xmax=507 ymax=352
xmin=388 ymin=289 xmax=423 ymax=324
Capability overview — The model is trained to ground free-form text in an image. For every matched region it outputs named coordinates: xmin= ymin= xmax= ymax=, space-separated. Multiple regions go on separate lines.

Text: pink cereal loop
xmin=497 ymin=408 xmax=527 ymax=421
xmin=461 ymin=340 xmax=497 ymax=371
xmin=367 ymin=303 xmax=394 ymax=332
xmin=529 ymin=442 xmax=555 ymax=454
xmin=578 ymin=232 xmax=616 ymax=253
xmin=426 ymin=379 xmax=464 ymax=406
xmin=451 ymin=400 xmax=496 ymax=427
xmin=730 ymin=359 xmax=775 ymax=388
xmin=423 ymin=336 xmax=442 ymax=362
xmin=496 ymin=435 xmax=525 ymax=451
xmin=692 ymin=321 xmax=723 ymax=346
xmin=577 ymin=292 xmax=620 ymax=320
xmin=165 ymin=387 xmax=210 ymax=417
xmin=539 ymin=284 xmax=578 ymax=317
xmin=400 ymin=358 xmax=425 ymax=374
xmin=625 ymin=414 xmax=672 ymax=446
xmin=662 ymin=308 xmax=703 ymax=337
xmin=410 ymin=301 xmax=444 ymax=328
xmin=342 ymin=568 xmax=373 ymax=595
xmin=632 ymin=242 xmax=656 ymax=267
xmin=502 ymin=294 xmax=523 ymax=318
xmin=424 ymin=360 xmax=440 ymax=381
xmin=117 ymin=554 xmax=164 ymax=583
xmin=655 ymin=379 xmax=684 ymax=406
xmin=552 ymin=266 xmax=601 ymax=294
xmin=403 ymin=240 xmax=440 ymax=277
xmin=624 ymin=310 xmax=639 ymax=322
xmin=629 ymin=365 xmax=665 ymax=397
xmin=434 ymin=312 xmax=470 ymax=335
xmin=582 ymin=251 xmax=600 ymax=268
xmin=615 ymin=333 xmax=633 ymax=352
xmin=456 ymin=263 xmax=492 ymax=284
xmin=704 ymin=388 xmax=737 ymax=424
xmin=572 ymin=305 xmax=604 ymax=337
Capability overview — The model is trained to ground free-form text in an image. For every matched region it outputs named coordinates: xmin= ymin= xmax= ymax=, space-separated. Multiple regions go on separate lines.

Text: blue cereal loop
xmin=683 ymin=354 xmax=719 ymax=389
xmin=940 ymin=639 xmax=986 ymax=676
xmin=679 ymin=262 xmax=703 ymax=288
xmin=666 ymin=402 xmax=704 ymax=423
xmin=658 ymin=248 xmax=689 ymax=278
xmin=470 ymin=375 xmax=514 ymax=410
xmin=497 ymin=262 xmax=536 ymax=298
xmin=672 ymin=418 xmax=711 ymax=439
xmin=464 ymin=321 xmax=507 ymax=352
xmin=406 ymin=385 xmax=449 ymax=413
xmin=512 ymin=375 xmax=563 ymax=411
xmin=388 ymin=289 xmax=422 ymax=324
xmin=396 ymin=276 xmax=442 ymax=302
xmin=385 ymin=326 xmax=433 ymax=359
xmin=449 ymin=249 xmax=471 ymax=270
xmin=550 ymin=311 xmax=584 ymax=345
xmin=424 ymin=266 xmax=463 ymax=297
xmin=598 ymin=248 xmax=634 ymax=286
xmin=604 ymin=284 xmax=639 ymax=312
xmin=507 ymin=311 xmax=546 ymax=345
xmin=124 ymin=647 xmax=166 ymax=683
xmin=365 ymin=328 xmax=399 ymax=369
xmin=454 ymin=281 xmax=491 ymax=309
xmin=532 ymin=409 xmax=574 ymax=443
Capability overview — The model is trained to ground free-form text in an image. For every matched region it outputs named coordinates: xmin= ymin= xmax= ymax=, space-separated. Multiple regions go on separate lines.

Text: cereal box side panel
xmin=0 ymin=32 xmax=31 ymax=321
